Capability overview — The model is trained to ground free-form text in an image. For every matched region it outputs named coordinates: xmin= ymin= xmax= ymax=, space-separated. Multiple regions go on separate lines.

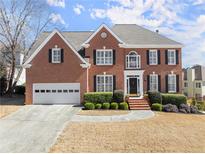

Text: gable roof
xmin=24 ymin=24 xmax=183 ymax=65
xmin=82 ymin=24 xmax=124 ymax=45
xmin=111 ymin=24 xmax=183 ymax=47
xmin=24 ymin=29 xmax=90 ymax=66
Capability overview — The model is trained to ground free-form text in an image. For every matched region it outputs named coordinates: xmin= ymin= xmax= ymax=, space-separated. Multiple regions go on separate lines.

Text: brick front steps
xmin=128 ymin=98 xmax=150 ymax=110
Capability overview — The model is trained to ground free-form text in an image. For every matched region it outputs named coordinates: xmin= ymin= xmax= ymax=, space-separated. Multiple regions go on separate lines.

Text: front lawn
xmin=50 ymin=112 xmax=205 ymax=153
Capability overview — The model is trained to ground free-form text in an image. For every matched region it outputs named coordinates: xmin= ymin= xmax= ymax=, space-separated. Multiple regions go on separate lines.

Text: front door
xmin=129 ymin=78 xmax=137 ymax=94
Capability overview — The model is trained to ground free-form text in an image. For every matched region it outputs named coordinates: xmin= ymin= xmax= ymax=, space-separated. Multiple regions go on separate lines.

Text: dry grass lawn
xmin=50 ymin=112 xmax=205 ymax=153
xmin=0 ymin=105 xmax=21 ymax=118
xmin=78 ymin=110 xmax=130 ymax=116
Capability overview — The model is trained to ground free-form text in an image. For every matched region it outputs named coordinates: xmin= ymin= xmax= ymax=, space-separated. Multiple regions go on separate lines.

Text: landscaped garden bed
xmin=148 ymin=91 xmax=204 ymax=114
xmin=83 ymin=90 xmax=129 ymax=110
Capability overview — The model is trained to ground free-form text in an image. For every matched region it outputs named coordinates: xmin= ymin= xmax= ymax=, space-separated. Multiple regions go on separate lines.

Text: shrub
xmin=147 ymin=91 xmax=162 ymax=105
xmin=161 ymin=94 xmax=187 ymax=107
xmin=110 ymin=102 xmax=118 ymax=110
xmin=191 ymin=97 xmax=197 ymax=106
xmin=95 ymin=103 xmax=102 ymax=109
xmin=196 ymin=101 xmax=205 ymax=111
xmin=0 ymin=76 xmax=7 ymax=96
xmin=119 ymin=102 xmax=129 ymax=110
xmin=102 ymin=103 xmax=110 ymax=109
xmin=163 ymin=104 xmax=179 ymax=112
xmin=84 ymin=102 xmax=95 ymax=110
xmin=14 ymin=85 xmax=25 ymax=95
xmin=179 ymin=104 xmax=190 ymax=113
xmin=113 ymin=90 xmax=124 ymax=103
xmin=84 ymin=92 xmax=113 ymax=104
xmin=190 ymin=105 xmax=198 ymax=114
xmin=151 ymin=103 xmax=162 ymax=111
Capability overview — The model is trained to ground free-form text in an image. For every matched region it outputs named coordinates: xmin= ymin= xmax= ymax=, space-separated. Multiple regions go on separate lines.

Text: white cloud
xmin=73 ymin=4 xmax=85 ymax=15
xmin=47 ymin=0 xmax=65 ymax=8
xmin=193 ymin=0 xmax=205 ymax=5
xmin=50 ymin=13 xmax=65 ymax=25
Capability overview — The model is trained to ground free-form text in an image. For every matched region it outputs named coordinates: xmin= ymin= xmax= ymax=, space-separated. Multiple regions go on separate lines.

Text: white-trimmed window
xmin=184 ymin=82 xmax=188 ymax=87
xmin=168 ymin=49 xmax=176 ymax=65
xmin=52 ymin=48 xmax=61 ymax=63
xmin=96 ymin=49 xmax=113 ymax=65
xmin=126 ymin=51 xmax=140 ymax=69
xmin=196 ymin=82 xmax=201 ymax=88
xmin=149 ymin=50 xmax=158 ymax=65
xmin=150 ymin=74 xmax=158 ymax=91
xmin=96 ymin=75 xmax=113 ymax=92
xmin=168 ymin=74 xmax=176 ymax=92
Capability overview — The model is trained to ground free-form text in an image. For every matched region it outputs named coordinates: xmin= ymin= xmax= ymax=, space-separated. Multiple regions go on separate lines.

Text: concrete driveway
xmin=0 ymin=105 xmax=80 ymax=153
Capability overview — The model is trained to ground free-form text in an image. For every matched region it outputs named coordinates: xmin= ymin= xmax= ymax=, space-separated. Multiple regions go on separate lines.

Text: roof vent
xmin=156 ymin=29 xmax=159 ymax=33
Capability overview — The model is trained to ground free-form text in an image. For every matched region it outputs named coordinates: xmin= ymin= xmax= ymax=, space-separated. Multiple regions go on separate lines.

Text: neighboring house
xmin=0 ymin=45 xmax=25 ymax=85
xmin=183 ymin=65 xmax=205 ymax=101
xmin=23 ymin=24 xmax=183 ymax=105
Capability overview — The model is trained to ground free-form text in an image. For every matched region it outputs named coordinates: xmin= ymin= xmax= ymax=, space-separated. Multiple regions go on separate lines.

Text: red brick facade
xmin=25 ymin=27 xmax=182 ymax=104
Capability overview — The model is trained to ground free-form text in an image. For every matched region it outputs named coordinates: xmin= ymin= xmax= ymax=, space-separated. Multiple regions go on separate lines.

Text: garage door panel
xmin=33 ymin=83 xmax=80 ymax=104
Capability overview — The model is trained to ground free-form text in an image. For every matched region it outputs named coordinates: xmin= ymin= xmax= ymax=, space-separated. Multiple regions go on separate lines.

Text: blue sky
xmin=47 ymin=0 xmax=205 ymax=67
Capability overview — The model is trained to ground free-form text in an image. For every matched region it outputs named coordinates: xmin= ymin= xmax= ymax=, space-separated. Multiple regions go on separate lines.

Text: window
xmin=168 ymin=49 xmax=176 ymax=65
xmin=52 ymin=48 xmax=61 ymax=63
xmin=126 ymin=51 xmax=140 ymax=69
xmin=184 ymin=82 xmax=188 ymax=87
xmin=96 ymin=75 xmax=113 ymax=92
xmin=196 ymin=82 xmax=201 ymax=88
xmin=149 ymin=74 xmax=158 ymax=91
xmin=96 ymin=49 xmax=113 ymax=65
xmin=168 ymin=74 xmax=176 ymax=92
xmin=149 ymin=50 xmax=158 ymax=65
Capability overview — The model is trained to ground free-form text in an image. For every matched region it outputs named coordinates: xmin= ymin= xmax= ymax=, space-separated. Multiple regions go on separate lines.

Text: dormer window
xmin=126 ymin=51 xmax=140 ymax=69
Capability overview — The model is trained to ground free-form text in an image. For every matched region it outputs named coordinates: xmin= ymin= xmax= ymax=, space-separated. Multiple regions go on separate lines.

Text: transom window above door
xmin=126 ymin=51 xmax=141 ymax=69
xmin=96 ymin=49 xmax=113 ymax=65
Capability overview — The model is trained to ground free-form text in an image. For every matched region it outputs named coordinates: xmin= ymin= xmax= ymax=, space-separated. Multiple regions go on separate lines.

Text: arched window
xmin=126 ymin=51 xmax=141 ymax=69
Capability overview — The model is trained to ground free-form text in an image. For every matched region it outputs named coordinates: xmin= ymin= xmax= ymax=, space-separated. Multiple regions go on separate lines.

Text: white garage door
xmin=33 ymin=83 xmax=80 ymax=104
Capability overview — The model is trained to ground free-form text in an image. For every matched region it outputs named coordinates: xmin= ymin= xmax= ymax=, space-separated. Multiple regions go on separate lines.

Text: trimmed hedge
xmin=110 ymin=102 xmax=118 ymax=110
xmin=151 ymin=103 xmax=162 ymax=111
xmin=84 ymin=92 xmax=113 ymax=104
xmin=113 ymin=90 xmax=124 ymax=103
xmin=102 ymin=103 xmax=110 ymax=109
xmin=161 ymin=94 xmax=187 ymax=107
xmin=119 ymin=102 xmax=129 ymax=110
xmin=95 ymin=103 xmax=102 ymax=109
xmin=147 ymin=91 xmax=162 ymax=105
xmin=84 ymin=102 xmax=95 ymax=110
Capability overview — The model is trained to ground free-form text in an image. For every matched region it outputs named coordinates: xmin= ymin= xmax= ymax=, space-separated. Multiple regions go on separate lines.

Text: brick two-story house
xmin=23 ymin=24 xmax=183 ymax=105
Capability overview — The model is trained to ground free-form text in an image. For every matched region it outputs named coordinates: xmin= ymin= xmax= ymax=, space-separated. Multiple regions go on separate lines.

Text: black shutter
xmin=113 ymin=49 xmax=116 ymax=65
xmin=48 ymin=49 xmax=52 ymax=63
xmin=93 ymin=49 xmax=96 ymax=65
xmin=147 ymin=50 xmax=149 ymax=65
xmin=94 ymin=75 xmax=96 ymax=92
xmin=165 ymin=50 xmax=168 ymax=64
xmin=61 ymin=49 xmax=64 ymax=63
xmin=176 ymin=75 xmax=179 ymax=92
xmin=113 ymin=75 xmax=116 ymax=91
xmin=165 ymin=75 xmax=168 ymax=92
xmin=158 ymin=50 xmax=160 ymax=64
xmin=147 ymin=75 xmax=150 ymax=92
xmin=158 ymin=75 xmax=161 ymax=92
xmin=176 ymin=50 xmax=179 ymax=64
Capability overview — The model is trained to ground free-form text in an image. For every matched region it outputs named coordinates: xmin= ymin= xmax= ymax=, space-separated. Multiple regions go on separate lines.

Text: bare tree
xmin=0 ymin=0 xmax=51 ymax=95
